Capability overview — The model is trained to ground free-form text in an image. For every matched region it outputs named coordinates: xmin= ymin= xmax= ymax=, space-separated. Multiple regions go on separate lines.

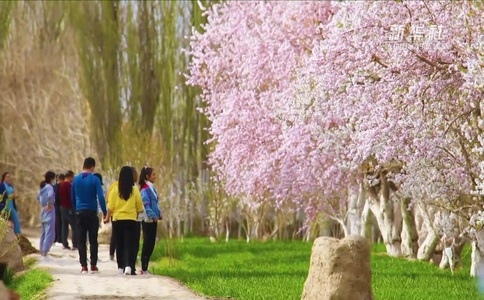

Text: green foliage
xmin=7 ymin=268 xmax=53 ymax=300
xmin=123 ymin=1 xmax=162 ymax=134
xmin=69 ymin=1 xmax=123 ymax=168
xmin=151 ymin=238 xmax=482 ymax=300
xmin=2 ymin=267 xmax=14 ymax=286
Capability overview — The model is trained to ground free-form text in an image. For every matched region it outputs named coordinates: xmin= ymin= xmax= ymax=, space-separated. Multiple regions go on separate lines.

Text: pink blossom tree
xmin=187 ymin=1 xmax=334 ymax=206
xmin=188 ymin=0 xmax=484 ymax=272
xmin=279 ymin=0 xmax=482 ymax=258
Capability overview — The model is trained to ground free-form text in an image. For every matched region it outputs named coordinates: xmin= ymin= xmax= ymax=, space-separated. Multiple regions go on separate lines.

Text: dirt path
xmin=25 ymin=229 xmax=205 ymax=300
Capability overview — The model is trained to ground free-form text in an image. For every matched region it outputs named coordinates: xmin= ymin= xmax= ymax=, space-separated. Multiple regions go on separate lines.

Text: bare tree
xmin=0 ymin=2 xmax=92 ymax=226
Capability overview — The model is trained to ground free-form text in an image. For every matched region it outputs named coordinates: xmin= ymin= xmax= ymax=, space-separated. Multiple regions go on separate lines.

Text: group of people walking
xmin=31 ymin=157 xmax=162 ymax=275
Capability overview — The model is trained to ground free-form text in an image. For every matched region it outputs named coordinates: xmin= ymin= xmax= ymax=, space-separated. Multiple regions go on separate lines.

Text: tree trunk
xmin=417 ymin=230 xmax=438 ymax=261
xmin=471 ymin=229 xmax=484 ymax=277
xmin=400 ymin=197 xmax=418 ymax=258
xmin=346 ymin=182 xmax=366 ymax=236
xmin=360 ymin=201 xmax=373 ymax=239
xmin=225 ymin=220 xmax=229 ymax=243
xmin=367 ymin=172 xmax=402 ymax=256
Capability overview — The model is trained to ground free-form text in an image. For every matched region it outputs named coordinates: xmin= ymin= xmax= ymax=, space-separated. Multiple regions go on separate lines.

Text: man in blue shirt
xmin=72 ymin=157 xmax=107 ymax=274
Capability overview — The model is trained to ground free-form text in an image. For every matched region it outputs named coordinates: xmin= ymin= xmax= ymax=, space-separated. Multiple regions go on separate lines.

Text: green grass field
xmin=7 ymin=268 xmax=53 ymax=300
xmin=150 ymin=238 xmax=481 ymax=300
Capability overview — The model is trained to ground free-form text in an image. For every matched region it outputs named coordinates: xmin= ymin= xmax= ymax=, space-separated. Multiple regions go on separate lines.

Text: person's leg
xmin=141 ymin=222 xmax=158 ymax=272
xmin=70 ymin=211 xmax=78 ymax=249
xmin=114 ymin=221 xmax=125 ymax=270
xmin=87 ymin=212 xmax=99 ymax=267
xmin=55 ymin=205 xmax=62 ymax=243
xmin=43 ymin=215 xmax=56 ymax=254
xmin=123 ymin=221 xmax=137 ymax=275
xmin=132 ymin=222 xmax=141 ymax=273
xmin=76 ymin=212 xmax=88 ymax=268
xmin=39 ymin=222 xmax=46 ymax=255
xmin=60 ymin=208 xmax=70 ymax=248
xmin=109 ymin=219 xmax=117 ymax=258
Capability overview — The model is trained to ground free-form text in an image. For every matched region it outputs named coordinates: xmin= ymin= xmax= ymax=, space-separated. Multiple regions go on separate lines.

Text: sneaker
xmin=117 ymin=268 xmax=123 ymax=274
xmin=140 ymin=270 xmax=151 ymax=275
xmin=81 ymin=267 xmax=88 ymax=274
xmin=90 ymin=265 xmax=99 ymax=274
xmin=124 ymin=266 xmax=131 ymax=275
xmin=63 ymin=246 xmax=71 ymax=250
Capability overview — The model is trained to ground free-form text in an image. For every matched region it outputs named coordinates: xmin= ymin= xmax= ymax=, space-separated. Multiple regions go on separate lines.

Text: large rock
xmin=0 ymin=282 xmax=20 ymax=300
xmin=301 ymin=235 xmax=373 ymax=300
xmin=17 ymin=235 xmax=39 ymax=256
xmin=0 ymin=227 xmax=24 ymax=272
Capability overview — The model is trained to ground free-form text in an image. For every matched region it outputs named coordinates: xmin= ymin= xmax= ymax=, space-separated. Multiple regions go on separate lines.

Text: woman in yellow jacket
xmin=103 ymin=166 xmax=143 ymax=275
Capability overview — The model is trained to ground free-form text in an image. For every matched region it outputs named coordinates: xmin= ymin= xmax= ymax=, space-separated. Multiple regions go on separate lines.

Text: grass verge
xmin=7 ymin=268 xmax=53 ymax=300
xmin=150 ymin=238 xmax=482 ymax=300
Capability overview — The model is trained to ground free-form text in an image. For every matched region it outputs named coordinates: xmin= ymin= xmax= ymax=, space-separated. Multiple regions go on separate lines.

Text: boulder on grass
xmin=0 ymin=228 xmax=24 ymax=272
xmin=301 ymin=235 xmax=373 ymax=300
xmin=17 ymin=235 xmax=39 ymax=256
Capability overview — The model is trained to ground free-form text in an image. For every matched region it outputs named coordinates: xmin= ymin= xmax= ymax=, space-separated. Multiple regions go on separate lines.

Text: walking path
xmin=26 ymin=234 xmax=205 ymax=300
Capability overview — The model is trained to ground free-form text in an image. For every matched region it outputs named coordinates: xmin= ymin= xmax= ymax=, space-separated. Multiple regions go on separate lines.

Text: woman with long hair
xmin=103 ymin=166 xmax=143 ymax=275
xmin=106 ymin=167 xmax=138 ymax=262
xmin=37 ymin=171 xmax=56 ymax=258
xmin=138 ymin=166 xmax=162 ymax=275
xmin=1 ymin=172 xmax=22 ymax=237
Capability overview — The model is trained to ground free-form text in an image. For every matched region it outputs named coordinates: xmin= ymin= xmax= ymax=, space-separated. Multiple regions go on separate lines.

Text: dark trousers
xmin=133 ymin=222 xmax=141 ymax=272
xmin=113 ymin=220 xmax=138 ymax=272
xmin=109 ymin=219 xmax=116 ymax=256
xmin=55 ymin=204 xmax=62 ymax=243
xmin=60 ymin=207 xmax=78 ymax=248
xmin=76 ymin=210 xmax=99 ymax=267
xmin=141 ymin=221 xmax=158 ymax=271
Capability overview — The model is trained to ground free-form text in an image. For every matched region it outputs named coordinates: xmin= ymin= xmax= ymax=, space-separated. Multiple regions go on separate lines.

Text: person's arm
xmin=45 ymin=186 xmax=55 ymax=211
xmin=104 ymin=187 xmax=116 ymax=223
xmin=141 ymin=188 xmax=156 ymax=219
xmin=95 ymin=178 xmax=107 ymax=216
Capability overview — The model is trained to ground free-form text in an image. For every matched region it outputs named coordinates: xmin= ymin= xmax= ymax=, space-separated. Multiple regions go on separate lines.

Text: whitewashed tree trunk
xmin=471 ymin=230 xmax=484 ymax=277
xmin=367 ymin=172 xmax=402 ymax=256
xmin=333 ymin=217 xmax=349 ymax=237
xmin=245 ymin=215 xmax=251 ymax=243
xmin=360 ymin=201 xmax=373 ymax=239
xmin=400 ymin=197 xmax=418 ymax=258
xmin=346 ymin=182 xmax=366 ymax=236
xmin=439 ymin=247 xmax=454 ymax=274
xmin=417 ymin=230 xmax=438 ymax=261
xmin=225 ymin=220 xmax=229 ymax=243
